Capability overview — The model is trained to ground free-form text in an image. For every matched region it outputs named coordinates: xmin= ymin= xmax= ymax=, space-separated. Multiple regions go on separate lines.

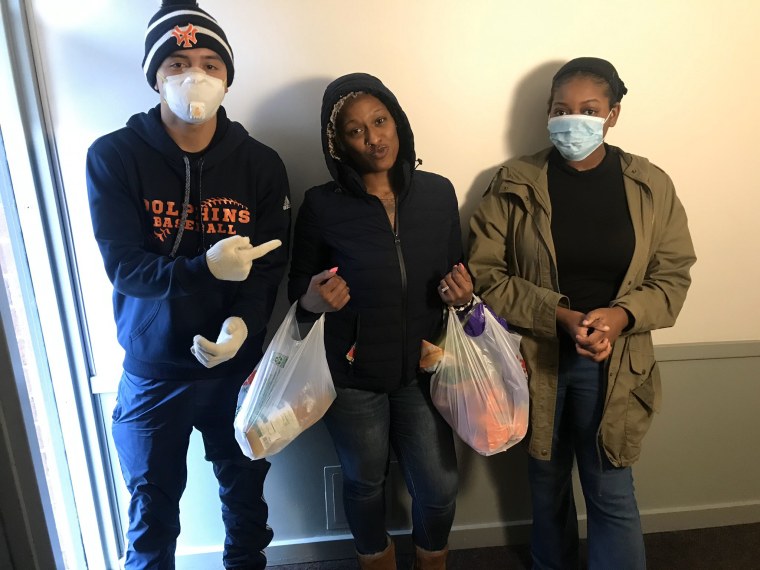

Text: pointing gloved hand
xmin=191 ymin=316 xmax=248 ymax=368
xmin=206 ymin=236 xmax=282 ymax=281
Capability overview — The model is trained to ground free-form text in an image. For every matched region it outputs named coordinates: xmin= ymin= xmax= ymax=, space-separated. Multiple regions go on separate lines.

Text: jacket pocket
xmin=346 ymin=314 xmax=360 ymax=370
xmin=115 ymin=297 xmax=162 ymax=359
xmin=125 ymin=296 xmax=212 ymax=366
xmin=128 ymin=300 xmax=161 ymax=341
xmin=324 ymin=309 xmax=359 ymax=378
xmin=622 ymin=348 xmax=661 ymax=462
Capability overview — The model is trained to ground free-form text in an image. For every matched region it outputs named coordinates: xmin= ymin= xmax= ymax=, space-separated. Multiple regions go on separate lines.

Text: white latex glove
xmin=191 ymin=316 xmax=248 ymax=368
xmin=206 ymin=236 xmax=282 ymax=281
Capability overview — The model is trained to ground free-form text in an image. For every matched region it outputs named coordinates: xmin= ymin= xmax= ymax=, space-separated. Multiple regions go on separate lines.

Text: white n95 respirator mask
xmin=159 ymin=70 xmax=226 ymax=124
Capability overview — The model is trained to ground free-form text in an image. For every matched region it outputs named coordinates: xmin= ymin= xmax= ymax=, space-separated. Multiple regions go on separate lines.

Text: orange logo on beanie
xmin=171 ymin=24 xmax=198 ymax=48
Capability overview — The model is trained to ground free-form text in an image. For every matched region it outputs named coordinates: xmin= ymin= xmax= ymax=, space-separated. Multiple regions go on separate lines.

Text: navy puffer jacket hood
xmin=320 ymin=73 xmax=416 ymax=196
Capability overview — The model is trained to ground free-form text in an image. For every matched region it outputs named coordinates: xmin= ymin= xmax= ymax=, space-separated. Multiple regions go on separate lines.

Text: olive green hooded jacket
xmin=468 ymin=146 xmax=696 ymax=467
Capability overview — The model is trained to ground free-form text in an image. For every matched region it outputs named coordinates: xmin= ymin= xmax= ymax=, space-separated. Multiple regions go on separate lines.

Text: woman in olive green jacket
xmin=468 ymin=57 xmax=695 ymax=570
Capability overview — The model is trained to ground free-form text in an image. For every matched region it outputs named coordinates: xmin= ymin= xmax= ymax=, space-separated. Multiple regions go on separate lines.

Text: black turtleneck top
xmin=547 ymin=145 xmax=634 ymax=315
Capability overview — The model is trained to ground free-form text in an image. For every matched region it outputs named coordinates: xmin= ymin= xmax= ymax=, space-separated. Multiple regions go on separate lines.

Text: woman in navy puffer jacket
xmin=289 ymin=73 xmax=472 ymax=569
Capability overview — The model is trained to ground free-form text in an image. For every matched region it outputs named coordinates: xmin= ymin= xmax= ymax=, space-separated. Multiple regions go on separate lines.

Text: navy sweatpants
xmin=112 ymin=371 xmax=273 ymax=569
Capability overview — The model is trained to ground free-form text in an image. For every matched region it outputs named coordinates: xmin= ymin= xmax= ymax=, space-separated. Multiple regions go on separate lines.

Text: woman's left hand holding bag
xmin=438 ymin=262 xmax=474 ymax=307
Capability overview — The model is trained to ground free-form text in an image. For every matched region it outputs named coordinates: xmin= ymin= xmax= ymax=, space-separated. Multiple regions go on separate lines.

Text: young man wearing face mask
xmin=86 ymin=1 xmax=291 ymax=568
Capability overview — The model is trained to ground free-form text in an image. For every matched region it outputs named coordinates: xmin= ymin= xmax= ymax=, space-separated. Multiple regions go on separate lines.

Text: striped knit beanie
xmin=143 ymin=0 xmax=235 ymax=91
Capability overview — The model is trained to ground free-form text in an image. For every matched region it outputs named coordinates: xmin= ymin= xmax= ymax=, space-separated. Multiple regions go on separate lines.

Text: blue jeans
xmin=322 ymin=376 xmax=458 ymax=554
xmin=112 ymin=372 xmax=273 ymax=570
xmin=529 ymin=346 xmax=646 ymax=570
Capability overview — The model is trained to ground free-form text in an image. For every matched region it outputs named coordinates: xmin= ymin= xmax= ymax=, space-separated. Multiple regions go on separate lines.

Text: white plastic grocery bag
xmin=234 ymin=302 xmax=335 ymax=459
xmin=430 ymin=299 xmax=529 ymax=456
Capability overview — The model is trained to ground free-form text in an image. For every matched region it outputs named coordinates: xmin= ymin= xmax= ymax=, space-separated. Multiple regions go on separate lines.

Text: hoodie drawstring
xmin=197 ymin=157 xmax=205 ymax=251
xmin=169 ymin=156 xmax=205 ymax=257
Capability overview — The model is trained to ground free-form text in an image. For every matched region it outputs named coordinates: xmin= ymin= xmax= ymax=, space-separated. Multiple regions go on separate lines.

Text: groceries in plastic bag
xmin=234 ymin=302 xmax=336 ymax=459
xmin=428 ymin=298 xmax=529 ymax=455
xmin=422 ymin=303 xmax=515 ymax=374
xmin=420 ymin=339 xmax=446 ymax=373
xmin=463 ymin=302 xmax=509 ymax=336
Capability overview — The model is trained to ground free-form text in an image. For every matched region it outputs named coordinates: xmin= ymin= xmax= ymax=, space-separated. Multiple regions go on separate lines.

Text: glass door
xmin=1 ymin=1 xmax=238 ymax=566
xmin=1 ymin=0 xmax=121 ymax=567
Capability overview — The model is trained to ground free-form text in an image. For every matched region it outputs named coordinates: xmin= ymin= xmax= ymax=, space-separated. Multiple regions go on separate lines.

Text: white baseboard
xmin=256 ymin=501 xmax=759 ymax=566
xmin=175 ymin=500 xmax=760 ymax=568
xmin=638 ymin=500 xmax=760 ymax=534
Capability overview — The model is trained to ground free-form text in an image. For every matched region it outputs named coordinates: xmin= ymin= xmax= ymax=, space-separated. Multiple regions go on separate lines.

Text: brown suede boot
xmin=357 ymin=537 xmax=397 ymax=570
xmin=413 ymin=544 xmax=448 ymax=570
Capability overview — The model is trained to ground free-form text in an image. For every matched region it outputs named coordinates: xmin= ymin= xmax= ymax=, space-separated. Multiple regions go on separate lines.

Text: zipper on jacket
xmin=392 ymin=204 xmax=408 ymax=381
xmin=370 ymin=192 xmax=409 ymax=381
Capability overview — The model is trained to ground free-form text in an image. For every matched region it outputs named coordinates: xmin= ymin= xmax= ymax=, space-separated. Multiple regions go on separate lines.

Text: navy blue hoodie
xmin=288 ymin=73 xmax=462 ymax=392
xmin=87 ymin=105 xmax=291 ymax=380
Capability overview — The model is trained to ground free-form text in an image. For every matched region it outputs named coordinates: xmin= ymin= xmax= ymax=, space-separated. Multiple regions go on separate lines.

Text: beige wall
xmin=32 ymin=0 xmax=760 ymax=354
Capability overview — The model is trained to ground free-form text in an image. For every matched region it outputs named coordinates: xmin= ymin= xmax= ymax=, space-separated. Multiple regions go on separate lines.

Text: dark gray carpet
xmin=271 ymin=523 xmax=760 ymax=569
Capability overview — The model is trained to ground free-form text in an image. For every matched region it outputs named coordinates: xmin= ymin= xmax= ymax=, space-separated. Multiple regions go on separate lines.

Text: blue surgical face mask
xmin=547 ymin=112 xmax=611 ymax=161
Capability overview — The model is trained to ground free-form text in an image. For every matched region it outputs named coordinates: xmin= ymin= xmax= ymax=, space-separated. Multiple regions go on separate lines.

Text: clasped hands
xmin=557 ymin=306 xmax=630 ymax=362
